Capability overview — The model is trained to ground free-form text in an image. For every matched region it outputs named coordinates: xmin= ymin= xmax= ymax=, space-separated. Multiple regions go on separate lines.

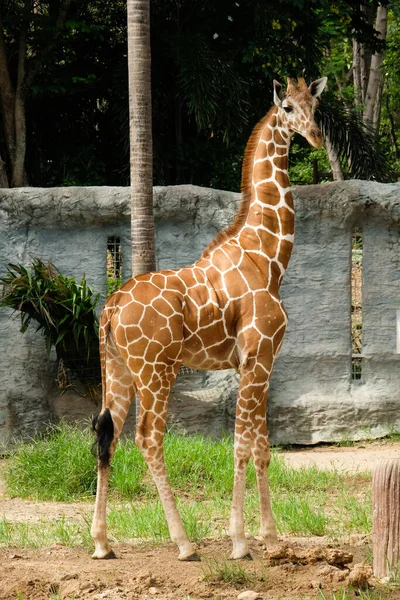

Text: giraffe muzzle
xmin=308 ymin=127 xmax=323 ymax=149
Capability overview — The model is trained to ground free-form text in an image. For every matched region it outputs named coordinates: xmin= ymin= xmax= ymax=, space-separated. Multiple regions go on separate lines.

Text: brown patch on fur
xmin=264 ymin=128 xmax=273 ymax=142
xmin=257 ymin=182 xmax=282 ymax=206
xmin=273 ymin=156 xmax=287 ymax=170
xmin=276 ymin=145 xmax=288 ymax=155
xmin=274 ymin=130 xmax=285 ymax=144
xmin=255 ymin=143 xmax=268 ymax=161
xmin=151 ymin=274 xmax=166 ymax=289
xmin=253 ymin=159 xmax=273 ymax=183
xmin=284 ymin=191 xmax=294 ymax=209
xmin=278 ymin=207 xmax=294 ymax=235
xmin=275 ymin=170 xmax=289 ymax=188
xmin=202 ymin=108 xmax=277 ymax=257
xmin=278 ymin=239 xmax=294 ymax=268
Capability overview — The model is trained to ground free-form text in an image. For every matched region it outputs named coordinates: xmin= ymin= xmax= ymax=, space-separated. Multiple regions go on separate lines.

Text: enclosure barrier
xmin=1 ymin=181 xmax=400 ymax=446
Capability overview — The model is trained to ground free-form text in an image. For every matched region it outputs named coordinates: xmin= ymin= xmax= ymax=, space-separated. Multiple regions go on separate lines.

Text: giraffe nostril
xmin=311 ymin=129 xmax=321 ymax=138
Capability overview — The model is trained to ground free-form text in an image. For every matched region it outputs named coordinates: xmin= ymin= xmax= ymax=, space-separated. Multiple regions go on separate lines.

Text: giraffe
xmin=91 ymin=75 xmax=328 ymax=562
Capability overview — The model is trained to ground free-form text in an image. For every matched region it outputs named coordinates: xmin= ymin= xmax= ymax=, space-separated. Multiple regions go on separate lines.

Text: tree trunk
xmin=372 ymin=459 xmax=400 ymax=580
xmin=364 ymin=4 xmax=388 ymax=131
xmin=0 ymin=0 xmax=72 ymax=187
xmin=127 ymin=0 xmax=156 ymax=277
xmin=325 ymin=135 xmax=344 ymax=181
xmin=0 ymin=9 xmax=16 ymax=181
xmin=386 ymin=93 xmax=400 ymax=159
xmin=0 ymin=153 xmax=9 ymax=187
xmin=353 ymin=39 xmax=363 ymax=106
xmin=12 ymin=21 xmax=28 ymax=188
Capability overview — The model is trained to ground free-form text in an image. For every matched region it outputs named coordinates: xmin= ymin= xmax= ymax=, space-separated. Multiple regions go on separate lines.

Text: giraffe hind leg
xmin=91 ymin=343 xmax=135 ymax=559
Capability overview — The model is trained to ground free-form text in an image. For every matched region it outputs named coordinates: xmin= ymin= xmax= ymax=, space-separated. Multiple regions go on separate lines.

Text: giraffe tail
xmin=92 ymin=409 xmax=114 ymax=468
xmin=92 ymin=299 xmax=116 ymax=468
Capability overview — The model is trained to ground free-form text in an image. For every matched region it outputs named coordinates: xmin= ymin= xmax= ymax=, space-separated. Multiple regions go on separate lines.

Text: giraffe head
xmin=273 ymin=76 xmax=327 ymax=149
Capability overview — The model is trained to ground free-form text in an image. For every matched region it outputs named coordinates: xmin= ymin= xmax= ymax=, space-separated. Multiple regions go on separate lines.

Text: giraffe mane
xmin=201 ymin=106 xmax=277 ymax=257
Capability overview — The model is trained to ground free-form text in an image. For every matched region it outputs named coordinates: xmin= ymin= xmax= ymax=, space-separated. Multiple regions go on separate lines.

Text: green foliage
xmin=4 ymin=423 xmax=98 ymax=501
xmin=0 ymin=515 xmax=92 ymax=549
xmin=2 ymin=0 xmax=396 ymax=189
xmin=201 ymin=555 xmax=256 ymax=585
xmin=0 ymin=259 xmax=101 ymax=389
xmin=317 ymin=97 xmax=394 ymax=182
xmin=289 ymin=142 xmax=331 ymax=185
xmin=4 ymin=423 xmax=373 ymax=545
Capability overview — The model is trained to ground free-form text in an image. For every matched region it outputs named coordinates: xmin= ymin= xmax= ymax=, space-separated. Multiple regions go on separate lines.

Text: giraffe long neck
xmin=238 ymin=107 xmax=294 ymax=283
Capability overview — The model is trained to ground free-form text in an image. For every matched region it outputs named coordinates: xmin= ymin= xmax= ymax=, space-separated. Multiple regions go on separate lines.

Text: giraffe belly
xmin=181 ymin=314 xmax=238 ymax=370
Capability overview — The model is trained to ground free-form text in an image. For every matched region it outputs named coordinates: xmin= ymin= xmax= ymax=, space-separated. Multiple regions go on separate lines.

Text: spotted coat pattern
xmin=91 ymin=76 xmax=328 ymax=561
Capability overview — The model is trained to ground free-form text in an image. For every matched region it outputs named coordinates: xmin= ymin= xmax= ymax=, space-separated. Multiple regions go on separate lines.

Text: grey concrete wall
xmin=1 ymin=182 xmax=400 ymax=445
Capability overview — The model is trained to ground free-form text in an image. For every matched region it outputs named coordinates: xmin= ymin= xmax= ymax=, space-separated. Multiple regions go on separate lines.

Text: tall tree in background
xmin=127 ymin=0 xmax=156 ymax=276
xmin=353 ymin=1 xmax=388 ymax=130
xmin=0 ymin=0 xmax=72 ymax=187
xmin=320 ymin=0 xmax=390 ymax=180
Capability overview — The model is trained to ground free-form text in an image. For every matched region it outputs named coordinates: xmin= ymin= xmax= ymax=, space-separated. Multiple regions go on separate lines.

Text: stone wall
xmin=1 ymin=182 xmax=400 ymax=445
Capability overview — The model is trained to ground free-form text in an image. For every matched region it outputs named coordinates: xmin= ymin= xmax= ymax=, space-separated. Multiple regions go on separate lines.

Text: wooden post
xmin=312 ymin=159 xmax=319 ymax=184
xmin=372 ymin=459 xmax=400 ymax=579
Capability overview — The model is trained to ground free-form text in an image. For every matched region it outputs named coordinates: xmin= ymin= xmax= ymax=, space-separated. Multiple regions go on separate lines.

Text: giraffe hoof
xmin=229 ymin=552 xmax=253 ymax=561
xmin=91 ymin=549 xmax=117 ymax=560
xmin=179 ymin=552 xmax=201 ymax=562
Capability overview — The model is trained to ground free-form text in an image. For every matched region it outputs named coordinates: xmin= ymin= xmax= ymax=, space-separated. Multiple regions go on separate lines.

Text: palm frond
xmin=317 ymin=98 xmax=393 ymax=182
xmin=0 ymin=258 xmax=101 ymax=390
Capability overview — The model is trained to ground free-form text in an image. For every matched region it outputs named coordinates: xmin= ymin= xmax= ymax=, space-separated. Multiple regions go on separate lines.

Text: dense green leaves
xmin=0 ymin=258 xmax=101 ymax=390
xmin=0 ymin=0 xmax=398 ymax=188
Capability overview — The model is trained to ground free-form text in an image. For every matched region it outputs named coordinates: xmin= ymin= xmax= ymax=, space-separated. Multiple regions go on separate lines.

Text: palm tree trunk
xmin=325 ymin=134 xmax=344 ymax=181
xmin=127 ymin=0 xmax=156 ymax=276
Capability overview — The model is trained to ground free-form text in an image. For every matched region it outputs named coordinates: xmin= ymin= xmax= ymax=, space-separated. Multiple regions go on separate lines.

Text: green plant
xmin=0 ymin=258 xmax=101 ymax=393
xmin=201 ymin=555 xmax=255 ymax=585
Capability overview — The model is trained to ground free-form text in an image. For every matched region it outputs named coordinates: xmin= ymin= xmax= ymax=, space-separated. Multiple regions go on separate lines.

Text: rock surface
xmin=1 ymin=182 xmax=400 ymax=444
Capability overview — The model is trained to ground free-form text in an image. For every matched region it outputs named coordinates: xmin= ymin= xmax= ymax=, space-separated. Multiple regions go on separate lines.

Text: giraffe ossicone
xmin=91 ymin=75 xmax=328 ymax=561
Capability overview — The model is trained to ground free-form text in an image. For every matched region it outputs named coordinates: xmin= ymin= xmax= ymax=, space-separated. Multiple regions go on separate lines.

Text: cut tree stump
xmin=372 ymin=458 xmax=400 ymax=579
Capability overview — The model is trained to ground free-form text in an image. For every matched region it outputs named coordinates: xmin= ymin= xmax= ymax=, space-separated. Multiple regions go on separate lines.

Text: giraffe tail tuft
xmin=92 ymin=408 xmax=114 ymax=468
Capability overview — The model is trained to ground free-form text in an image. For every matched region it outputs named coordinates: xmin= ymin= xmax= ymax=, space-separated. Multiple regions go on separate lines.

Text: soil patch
xmin=0 ymin=536 xmax=393 ymax=600
xmin=1 ymin=443 xmax=400 ymax=599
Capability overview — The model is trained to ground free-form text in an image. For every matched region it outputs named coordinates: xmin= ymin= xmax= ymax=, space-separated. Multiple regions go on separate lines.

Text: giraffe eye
xmin=283 ymin=106 xmax=293 ymax=113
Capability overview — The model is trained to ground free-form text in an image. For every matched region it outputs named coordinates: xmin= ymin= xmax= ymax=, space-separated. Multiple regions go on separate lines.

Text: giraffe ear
xmin=309 ymin=76 xmax=328 ymax=98
xmin=273 ymin=80 xmax=283 ymax=107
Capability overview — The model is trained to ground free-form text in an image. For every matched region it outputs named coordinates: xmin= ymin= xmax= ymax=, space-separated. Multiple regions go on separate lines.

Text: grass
xmin=1 ymin=422 xmax=374 ymax=548
xmin=0 ymin=516 xmax=92 ymax=549
xmin=201 ymin=555 xmax=257 ymax=585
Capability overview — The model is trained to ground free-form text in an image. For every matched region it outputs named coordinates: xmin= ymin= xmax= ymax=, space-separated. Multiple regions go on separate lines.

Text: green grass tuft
xmin=201 ymin=555 xmax=256 ymax=585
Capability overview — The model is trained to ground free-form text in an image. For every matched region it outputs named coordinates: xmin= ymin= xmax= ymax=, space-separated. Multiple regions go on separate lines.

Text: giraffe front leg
xmin=229 ymin=435 xmax=252 ymax=560
xmin=229 ymin=352 xmax=277 ymax=559
xmin=252 ymin=431 xmax=278 ymax=546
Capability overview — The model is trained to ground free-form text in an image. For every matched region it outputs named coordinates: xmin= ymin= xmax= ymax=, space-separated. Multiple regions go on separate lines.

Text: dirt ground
xmin=1 ymin=441 xmax=400 ymax=600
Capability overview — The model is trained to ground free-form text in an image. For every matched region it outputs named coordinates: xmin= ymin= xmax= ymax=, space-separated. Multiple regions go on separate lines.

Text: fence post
xmin=372 ymin=459 xmax=400 ymax=579
xmin=312 ymin=159 xmax=319 ymax=184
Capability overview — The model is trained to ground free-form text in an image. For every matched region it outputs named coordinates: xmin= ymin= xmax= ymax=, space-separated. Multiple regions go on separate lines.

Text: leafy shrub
xmin=0 ymin=258 xmax=101 ymax=392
